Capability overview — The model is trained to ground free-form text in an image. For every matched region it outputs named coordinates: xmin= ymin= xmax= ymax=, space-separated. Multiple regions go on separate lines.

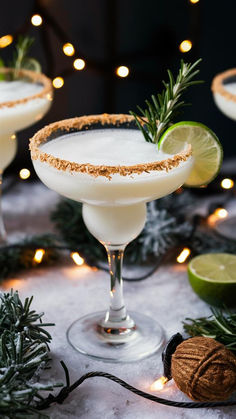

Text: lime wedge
xmin=159 ymin=121 xmax=223 ymax=187
xmin=188 ymin=253 xmax=236 ymax=307
xmin=0 ymin=58 xmax=5 ymax=80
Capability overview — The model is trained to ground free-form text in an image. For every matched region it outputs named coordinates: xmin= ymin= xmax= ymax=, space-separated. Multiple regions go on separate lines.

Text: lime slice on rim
xmin=159 ymin=121 xmax=223 ymax=187
xmin=188 ymin=253 xmax=236 ymax=307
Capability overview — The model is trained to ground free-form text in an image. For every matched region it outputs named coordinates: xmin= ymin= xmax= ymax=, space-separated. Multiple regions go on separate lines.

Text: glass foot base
xmin=67 ymin=310 xmax=165 ymax=363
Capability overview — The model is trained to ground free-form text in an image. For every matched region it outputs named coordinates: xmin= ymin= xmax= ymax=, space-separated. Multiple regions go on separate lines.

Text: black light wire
xmin=37 ymin=362 xmax=236 ymax=411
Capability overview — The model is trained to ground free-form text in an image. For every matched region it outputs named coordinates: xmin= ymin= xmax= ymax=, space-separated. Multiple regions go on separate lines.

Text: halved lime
xmin=188 ymin=253 xmax=236 ymax=307
xmin=159 ymin=121 xmax=223 ymax=187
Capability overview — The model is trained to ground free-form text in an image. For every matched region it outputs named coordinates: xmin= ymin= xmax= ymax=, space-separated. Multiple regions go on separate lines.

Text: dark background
xmin=1 ymin=0 xmax=236 ymax=176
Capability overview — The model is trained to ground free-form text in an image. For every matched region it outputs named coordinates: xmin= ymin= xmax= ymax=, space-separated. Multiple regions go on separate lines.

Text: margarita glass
xmin=212 ymin=69 xmax=236 ymax=120
xmin=212 ymin=69 xmax=236 ymax=239
xmin=0 ymin=67 xmax=53 ymax=243
xmin=30 ymin=114 xmax=193 ymax=362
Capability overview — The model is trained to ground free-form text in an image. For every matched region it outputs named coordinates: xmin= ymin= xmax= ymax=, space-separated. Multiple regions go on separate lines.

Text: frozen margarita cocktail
xmin=30 ymin=60 xmax=222 ymax=362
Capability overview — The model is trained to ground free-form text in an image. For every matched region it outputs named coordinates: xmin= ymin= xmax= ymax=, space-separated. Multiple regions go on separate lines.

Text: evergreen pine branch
xmin=183 ymin=308 xmax=236 ymax=351
xmin=130 ymin=59 xmax=203 ymax=144
xmin=0 ymin=290 xmax=63 ymax=418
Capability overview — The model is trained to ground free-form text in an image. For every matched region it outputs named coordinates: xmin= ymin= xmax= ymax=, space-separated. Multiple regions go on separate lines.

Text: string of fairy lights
xmin=0 ymin=0 xmax=200 ymax=85
xmin=32 ymin=248 xmax=84 ymax=267
xmin=23 ymin=174 xmax=236 ymax=269
xmin=1 ymin=0 xmax=235 ymax=269
xmin=1 ymin=0 xmax=200 ymax=174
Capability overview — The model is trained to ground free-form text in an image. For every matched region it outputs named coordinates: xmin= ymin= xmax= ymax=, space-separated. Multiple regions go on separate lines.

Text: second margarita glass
xmin=0 ymin=67 xmax=53 ymax=243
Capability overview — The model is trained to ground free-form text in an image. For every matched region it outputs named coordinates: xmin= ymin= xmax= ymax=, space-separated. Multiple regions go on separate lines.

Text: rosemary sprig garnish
xmin=12 ymin=36 xmax=35 ymax=78
xmin=183 ymin=308 xmax=236 ymax=351
xmin=130 ymin=58 xmax=202 ymax=144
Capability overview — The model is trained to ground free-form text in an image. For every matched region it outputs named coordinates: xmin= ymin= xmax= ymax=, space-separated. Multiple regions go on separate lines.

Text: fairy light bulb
xmin=214 ymin=208 xmax=228 ymax=219
xmin=150 ymin=376 xmax=168 ymax=391
xmin=52 ymin=77 xmax=64 ymax=89
xmin=190 ymin=0 xmax=199 ymax=3
xmin=63 ymin=43 xmax=75 ymax=56
xmin=208 ymin=208 xmax=228 ymax=226
xmin=177 ymin=248 xmax=191 ymax=263
xmin=116 ymin=66 xmax=129 ymax=78
xmin=19 ymin=168 xmax=31 ymax=180
xmin=73 ymin=58 xmax=86 ymax=70
xmin=221 ymin=178 xmax=234 ymax=189
xmin=0 ymin=34 xmax=13 ymax=48
xmin=31 ymin=14 xmax=43 ymax=26
xmin=71 ymin=252 xmax=84 ymax=266
xmin=34 ymin=249 xmax=45 ymax=263
xmin=179 ymin=40 xmax=192 ymax=53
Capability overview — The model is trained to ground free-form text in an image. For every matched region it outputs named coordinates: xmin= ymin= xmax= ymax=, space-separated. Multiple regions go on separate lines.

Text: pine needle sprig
xmin=183 ymin=308 xmax=236 ymax=352
xmin=130 ymin=58 xmax=203 ymax=144
xmin=0 ymin=290 xmax=63 ymax=418
xmin=0 ymin=290 xmax=54 ymax=344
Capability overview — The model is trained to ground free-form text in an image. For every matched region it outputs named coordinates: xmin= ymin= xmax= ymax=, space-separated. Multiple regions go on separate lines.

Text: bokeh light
xmin=63 ymin=43 xmax=75 ymax=56
xmin=53 ymin=77 xmax=64 ymax=88
xmin=71 ymin=252 xmax=84 ymax=266
xmin=31 ymin=14 xmax=43 ymax=26
xmin=73 ymin=58 xmax=86 ymax=70
xmin=116 ymin=65 xmax=129 ymax=78
xmin=19 ymin=168 xmax=31 ymax=180
xmin=34 ymin=249 xmax=45 ymax=263
xmin=179 ymin=40 xmax=192 ymax=53
xmin=177 ymin=248 xmax=191 ymax=263
xmin=214 ymin=208 xmax=228 ymax=219
xmin=0 ymin=34 xmax=13 ymax=48
xmin=221 ymin=178 xmax=234 ymax=189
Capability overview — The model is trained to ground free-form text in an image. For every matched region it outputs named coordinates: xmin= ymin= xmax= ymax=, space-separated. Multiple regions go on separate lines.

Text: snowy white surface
xmin=0 ymin=180 xmax=235 ymax=419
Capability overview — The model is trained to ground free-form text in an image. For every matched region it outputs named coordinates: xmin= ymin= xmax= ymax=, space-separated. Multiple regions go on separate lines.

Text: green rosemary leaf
xmin=9 ymin=36 xmax=41 ymax=80
xmin=151 ymin=95 xmax=159 ymax=112
xmin=12 ymin=36 xmax=34 ymax=78
xmin=137 ymin=105 xmax=146 ymax=118
xmin=129 ymin=111 xmax=152 ymax=142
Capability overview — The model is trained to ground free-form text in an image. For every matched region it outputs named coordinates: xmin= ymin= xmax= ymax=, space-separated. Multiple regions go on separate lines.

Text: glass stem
xmin=98 ymin=245 xmax=135 ymax=342
xmin=106 ymin=246 xmax=127 ymax=322
xmin=0 ymin=173 xmax=7 ymax=244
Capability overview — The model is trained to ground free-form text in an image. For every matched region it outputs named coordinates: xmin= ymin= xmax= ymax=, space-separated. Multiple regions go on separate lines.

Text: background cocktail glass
xmin=30 ymin=114 xmax=193 ymax=362
xmin=212 ymin=69 xmax=236 ymax=239
xmin=0 ymin=68 xmax=53 ymax=243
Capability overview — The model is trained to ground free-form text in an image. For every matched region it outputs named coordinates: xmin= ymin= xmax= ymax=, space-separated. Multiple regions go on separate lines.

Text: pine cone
xmin=171 ymin=336 xmax=236 ymax=401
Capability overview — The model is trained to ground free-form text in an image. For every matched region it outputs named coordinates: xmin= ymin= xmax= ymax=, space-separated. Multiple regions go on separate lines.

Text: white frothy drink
xmin=33 ymin=129 xmax=193 ymax=245
xmin=0 ymin=79 xmax=52 ymax=171
xmin=0 ymin=80 xmax=43 ymax=102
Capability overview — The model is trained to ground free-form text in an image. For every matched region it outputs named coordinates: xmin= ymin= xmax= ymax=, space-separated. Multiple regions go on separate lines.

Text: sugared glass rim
xmin=0 ymin=67 xmax=53 ymax=109
xmin=29 ymin=114 xmax=192 ymax=179
xmin=212 ymin=68 xmax=236 ymax=103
